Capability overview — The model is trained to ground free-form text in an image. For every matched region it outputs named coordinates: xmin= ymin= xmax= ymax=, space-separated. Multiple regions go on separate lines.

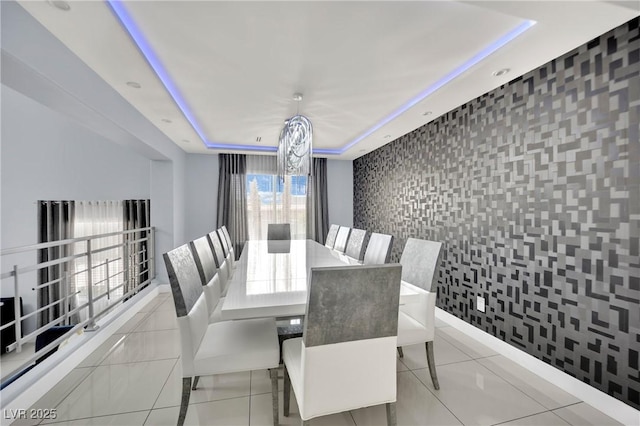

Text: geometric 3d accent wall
xmin=353 ymin=18 xmax=639 ymax=408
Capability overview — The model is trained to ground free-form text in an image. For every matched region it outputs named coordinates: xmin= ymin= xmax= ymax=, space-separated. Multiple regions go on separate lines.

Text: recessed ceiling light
xmin=161 ymin=118 xmax=172 ymax=123
xmin=47 ymin=0 xmax=70 ymax=11
xmin=423 ymin=111 xmax=433 ymax=116
xmin=384 ymin=135 xmax=391 ymax=139
xmin=126 ymin=81 xmax=141 ymax=88
xmin=256 ymin=136 xmax=262 ymax=142
xmin=359 ymin=149 xmax=366 ymax=152
xmin=492 ymin=68 xmax=511 ymax=77
xmin=182 ymin=139 xmax=190 ymax=144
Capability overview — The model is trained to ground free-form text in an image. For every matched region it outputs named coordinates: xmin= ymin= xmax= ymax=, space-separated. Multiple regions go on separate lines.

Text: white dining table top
xmin=221 ymin=239 xmax=418 ymax=320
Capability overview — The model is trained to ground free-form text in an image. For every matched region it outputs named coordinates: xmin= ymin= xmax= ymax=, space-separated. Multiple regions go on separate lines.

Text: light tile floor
xmin=10 ymin=293 xmax=624 ymax=426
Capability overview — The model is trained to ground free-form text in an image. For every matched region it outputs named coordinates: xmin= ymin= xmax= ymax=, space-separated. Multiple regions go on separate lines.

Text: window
xmin=73 ymin=201 xmax=124 ymax=320
xmin=246 ymin=174 xmax=307 ymax=240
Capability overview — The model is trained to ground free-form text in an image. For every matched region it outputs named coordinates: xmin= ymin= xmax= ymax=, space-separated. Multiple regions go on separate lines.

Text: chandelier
xmin=277 ymin=93 xmax=313 ymax=179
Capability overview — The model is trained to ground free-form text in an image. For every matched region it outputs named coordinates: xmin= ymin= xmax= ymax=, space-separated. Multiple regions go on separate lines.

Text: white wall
xmin=1 ymin=1 xmax=191 ymax=290
xmin=327 ymin=159 xmax=354 ymax=227
xmin=0 ymin=87 xmax=153 ymax=332
xmin=184 ymin=154 xmax=219 ymax=242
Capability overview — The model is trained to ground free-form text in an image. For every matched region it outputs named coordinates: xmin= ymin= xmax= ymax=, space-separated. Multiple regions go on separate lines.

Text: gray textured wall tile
xmin=353 ymin=19 xmax=640 ymax=409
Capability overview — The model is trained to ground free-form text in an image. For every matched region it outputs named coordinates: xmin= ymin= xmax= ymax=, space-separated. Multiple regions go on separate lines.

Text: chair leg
xmin=269 ymin=368 xmax=279 ymax=425
xmin=397 ymin=347 xmax=404 ymax=358
xmin=425 ymin=341 xmax=439 ymax=390
xmin=386 ymin=402 xmax=397 ymax=426
xmin=178 ymin=377 xmax=192 ymax=426
xmin=283 ymin=364 xmax=291 ymax=417
xmin=191 ymin=376 xmax=200 ymax=390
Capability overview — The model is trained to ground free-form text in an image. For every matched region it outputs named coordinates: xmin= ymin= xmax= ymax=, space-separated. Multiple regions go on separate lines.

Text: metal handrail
xmin=0 ymin=226 xmax=155 ymax=383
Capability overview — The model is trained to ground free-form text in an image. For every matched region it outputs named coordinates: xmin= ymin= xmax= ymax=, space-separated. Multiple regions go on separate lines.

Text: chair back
xmin=332 ymin=227 xmax=351 ymax=253
xmin=298 ymin=264 xmax=401 ymax=419
xmin=217 ymin=229 xmax=230 ymax=257
xmin=363 ymin=233 xmax=394 ymax=265
xmin=399 ymin=238 xmax=442 ymax=292
xmin=267 ymin=223 xmax=291 ymax=240
xmin=217 ymin=228 xmax=234 ymax=264
xmin=220 ymin=226 xmax=235 ymax=258
xmin=398 ymin=238 xmax=442 ymax=340
xmin=163 ymin=245 xmax=209 ymax=375
xmin=344 ymin=228 xmax=367 ymax=261
xmin=189 ymin=236 xmax=222 ymax=315
xmin=208 ymin=231 xmax=230 ymax=291
xmin=324 ymin=224 xmax=340 ymax=248
xmin=220 ymin=225 xmax=233 ymax=248
xmin=189 ymin=236 xmax=217 ymax=286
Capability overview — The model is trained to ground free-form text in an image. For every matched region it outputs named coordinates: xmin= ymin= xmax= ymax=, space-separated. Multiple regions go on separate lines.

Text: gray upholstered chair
xmin=363 ymin=233 xmax=394 ymax=265
xmin=324 ymin=224 xmax=340 ymax=249
xmin=163 ymin=244 xmax=279 ymax=426
xmin=207 ymin=231 xmax=231 ymax=295
xmin=282 ymin=264 xmax=402 ymax=425
xmin=396 ymin=238 xmax=443 ymax=389
xmin=344 ymin=228 xmax=367 ymax=262
xmin=332 ymin=226 xmax=351 ymax=253
xmin=268 ymin=223 xmax=291 ymax=240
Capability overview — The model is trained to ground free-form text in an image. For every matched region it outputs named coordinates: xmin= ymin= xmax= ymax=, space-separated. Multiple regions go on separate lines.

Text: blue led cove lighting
xmin=106 ymin=0 xmax=535 ymax=155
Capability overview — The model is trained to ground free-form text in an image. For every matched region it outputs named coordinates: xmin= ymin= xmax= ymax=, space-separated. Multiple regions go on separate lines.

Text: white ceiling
xmin=17 ymin=0 xmax=639 ymax=160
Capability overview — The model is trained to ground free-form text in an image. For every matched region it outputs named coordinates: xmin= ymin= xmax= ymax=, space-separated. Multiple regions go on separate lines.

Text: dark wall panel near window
xmin=353 ymin=18 xmax=639 ymax=408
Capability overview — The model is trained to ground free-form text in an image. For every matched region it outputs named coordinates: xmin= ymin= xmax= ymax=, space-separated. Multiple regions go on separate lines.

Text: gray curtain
xmin=306 ymin=158 xmax=329 ymax=243
xmin=38 ymin=200 xmax=75 ymax=327
xmin=217 ymin=154 xmax=248 ymax=259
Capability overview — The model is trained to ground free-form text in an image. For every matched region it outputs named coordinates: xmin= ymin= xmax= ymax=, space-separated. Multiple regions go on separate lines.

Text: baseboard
xmin=435 ymin=308 xmax=639 ymax=426
xmin=0 ymin=282 xmax=168 ymax=414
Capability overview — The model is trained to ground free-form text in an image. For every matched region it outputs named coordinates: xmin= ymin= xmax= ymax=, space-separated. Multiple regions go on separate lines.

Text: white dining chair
xmin=268 ymin=223 xmax=291 ymax=240
xmin=344 ymin=228 xmax=367 ymax=262
xmin=324 ymin=224 xmax=340 ymax=249
xmin=396 ymin=238 xmax=443 ymax=389
xmin=282 ymin=264 xmax=402 ymax=426
xmin=217 ymin=228 xmax=236 ymax=273
xmin=164 ymin=244 xmax=280 ymax=426
xmin=189 ymin=236 xmax=224 ymax=324
xmin=332 ymin=226 xmax=351 ymax=253
xmin=363 ymin=232 xmax=394 ymax=265
xmin=208 ymin=231 xmax=231 ymax=295
xmin=219 ymin=225 xmax=237 ymax=268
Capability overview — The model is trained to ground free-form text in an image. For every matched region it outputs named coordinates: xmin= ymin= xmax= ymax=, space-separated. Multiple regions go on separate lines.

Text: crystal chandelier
xmin=277 ymin=93 xmax=313 ymax=179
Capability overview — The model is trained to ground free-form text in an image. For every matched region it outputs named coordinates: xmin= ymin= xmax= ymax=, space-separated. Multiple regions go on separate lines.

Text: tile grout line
xmin=476 ymin=356 xmax=584 ymax=413
xmin=403 ymin=368 xmax=466 ymax=426
xmin=40 ymin=409 xmax=151 ymax=426
xmin=147 ymin=357 xmax=180 ymax=421
xmin=489 ymin=408 xmax=564 ymax=426
xmin=26 ymin=296 xmax=165 ymax=424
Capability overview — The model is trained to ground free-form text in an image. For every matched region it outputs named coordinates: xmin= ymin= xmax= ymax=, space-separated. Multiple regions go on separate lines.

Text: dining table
xmin=220 ymin=239 xmax=419 ymax=320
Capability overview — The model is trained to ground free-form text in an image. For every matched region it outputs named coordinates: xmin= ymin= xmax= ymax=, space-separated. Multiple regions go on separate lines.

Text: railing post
xmin=13 ymin=265 xmax=22 ymax=353
xmin=105 ymin=258 xmax=110 ymax=300
xmin=123 ymin=242 xmax=130 ymax=295
xmin=150 ymin=227 xmax=156 ymax=280
xmin=85 ymin=240 xmax=97 ymax=331
xmin=61 ymin=265 xmax=69 ymax=325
